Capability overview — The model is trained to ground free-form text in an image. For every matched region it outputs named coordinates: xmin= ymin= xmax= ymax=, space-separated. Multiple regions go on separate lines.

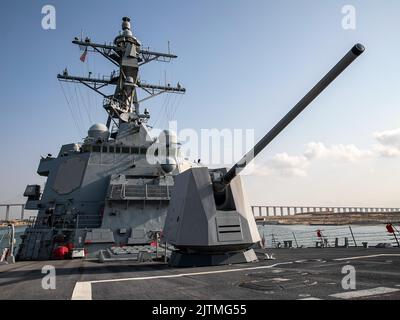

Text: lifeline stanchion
xmin=386 ymin=224 xmax=400 ymax=247
xmin=292 ymin=232 xmax=299 ymax=248
xmin=349 ymin=226 xmax=358 ymax=247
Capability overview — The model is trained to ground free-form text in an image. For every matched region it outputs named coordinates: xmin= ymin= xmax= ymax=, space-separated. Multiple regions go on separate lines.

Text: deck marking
xmin=89 ymin=262 xmax=293 ymax=284
xmin=298 ymin=297 xmax=322 ymax=300
xmin=71 ymin=281 xmax=92 ymax=300
xmin=70 ymin=262 xmax=293 ymax=300
xmin=271 ymin=269 xmax=284 ymax=273
xmin=330 ymin=287 xmax=399 ymax=299
xmin=334 ymin=254 xmax=400 ymax=261
xmin=271 ymin=278 xmax=290 ymax=282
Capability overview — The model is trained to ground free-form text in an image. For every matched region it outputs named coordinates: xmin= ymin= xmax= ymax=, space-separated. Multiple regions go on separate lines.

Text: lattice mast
xmin=57 ymin=17 xmax=185 ymax=130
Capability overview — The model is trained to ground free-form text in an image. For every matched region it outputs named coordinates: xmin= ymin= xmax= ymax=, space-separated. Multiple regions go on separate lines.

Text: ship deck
xmin=1 ymin=247 xmax=400 ymax=300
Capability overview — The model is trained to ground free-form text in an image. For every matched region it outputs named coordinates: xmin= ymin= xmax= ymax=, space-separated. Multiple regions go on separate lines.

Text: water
xmin=0 ymin=226 xmax=27 ymax=253
xmin=257 ymin=224 xmax=399 ymax=248
xmin=0 ymin=224 xmax=398 ymax=256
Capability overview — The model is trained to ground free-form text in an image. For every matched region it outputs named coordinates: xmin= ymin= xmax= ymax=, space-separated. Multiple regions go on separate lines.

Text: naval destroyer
xmin=3 ymin=16 xmax=400 ymax=303
xmin=13 ymin=16 xmax=367 ymax=269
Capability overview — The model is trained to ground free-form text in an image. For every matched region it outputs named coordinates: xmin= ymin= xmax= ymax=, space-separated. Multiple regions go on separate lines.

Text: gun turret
xmin=213 ymin=43 xmax=365 ymax=192
xmin=164 ymin=43 xmax=365 ymax=267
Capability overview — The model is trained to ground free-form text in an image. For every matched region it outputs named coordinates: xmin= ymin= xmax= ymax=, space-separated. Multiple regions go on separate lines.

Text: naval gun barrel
xmin=215 ymin=43 xmax=365 ymax=191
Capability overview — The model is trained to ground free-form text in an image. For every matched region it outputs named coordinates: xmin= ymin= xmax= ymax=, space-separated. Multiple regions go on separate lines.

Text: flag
xmin=80 ymin=48 xmax=88 ymax=62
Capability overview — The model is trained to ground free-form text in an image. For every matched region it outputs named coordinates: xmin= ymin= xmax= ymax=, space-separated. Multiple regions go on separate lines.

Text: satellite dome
xmin=160 ymin=157 xmax=177 ymax=174
xmin=88 ymin=123 xmax=110 ymax=141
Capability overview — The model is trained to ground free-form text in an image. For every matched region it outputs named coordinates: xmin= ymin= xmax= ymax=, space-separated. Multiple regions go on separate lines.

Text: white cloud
xmin=373 ymin=128 xmax=400 ymax=157
xmin=373 ymin=145 xmax=400 ymax=157
xmin=245 ymin=142 xmax=372 ymax=178
xmin=242 ymin=153 xmax=309 ymax=177
xmin=374 ymin=128 xmax=400 ymax=147
xmin=267 ymin=153 xmax=309 ymax=177
xmin=243 ymin=127 xmax=400 ymax=178
xmin=304 ymin=142 xmax=373 ymax=162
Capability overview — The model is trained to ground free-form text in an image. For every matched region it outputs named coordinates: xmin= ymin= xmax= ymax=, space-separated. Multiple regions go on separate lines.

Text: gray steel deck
xmin=1 ymin=248 xmax=400 ymax=300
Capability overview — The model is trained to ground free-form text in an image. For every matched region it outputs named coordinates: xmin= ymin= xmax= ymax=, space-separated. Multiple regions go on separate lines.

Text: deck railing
xmin=258 ymin=225 xmax=400 ymax=248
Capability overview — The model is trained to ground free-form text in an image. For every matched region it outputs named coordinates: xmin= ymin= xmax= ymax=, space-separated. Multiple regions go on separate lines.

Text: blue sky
xmin=0 ymin=0 xmax=400 ymax=211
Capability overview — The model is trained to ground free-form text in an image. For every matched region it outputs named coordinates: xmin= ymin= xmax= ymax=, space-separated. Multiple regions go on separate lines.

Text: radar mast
xmin=57 ymin=17 xmax=186 ymax=132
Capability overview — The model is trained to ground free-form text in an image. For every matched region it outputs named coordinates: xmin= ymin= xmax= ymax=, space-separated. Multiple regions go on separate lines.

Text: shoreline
xmin=255 ymin=212 xmax=400 ymax=226
xmin=0 ymin=222 xmax=29 ymax=229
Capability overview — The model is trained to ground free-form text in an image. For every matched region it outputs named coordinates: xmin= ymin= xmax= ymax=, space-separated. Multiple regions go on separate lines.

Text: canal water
xmin=1 ymin=224 xmax=398 ymax=255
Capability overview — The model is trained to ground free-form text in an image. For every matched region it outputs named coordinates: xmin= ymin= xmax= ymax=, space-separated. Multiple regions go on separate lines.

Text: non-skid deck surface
xmin=1 ymin=248 xmax=400 ymax=300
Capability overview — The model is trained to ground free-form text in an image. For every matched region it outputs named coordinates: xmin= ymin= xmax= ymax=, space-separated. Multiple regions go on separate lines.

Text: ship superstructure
xmin=16 ymin=17 xmax=366 ymax=265
xmin=18 ymin=17 xmax=194 ymax=260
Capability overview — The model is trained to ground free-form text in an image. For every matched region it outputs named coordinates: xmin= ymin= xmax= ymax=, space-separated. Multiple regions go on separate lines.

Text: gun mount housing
xmin=163 ymin=43 xmax=365 ymax=267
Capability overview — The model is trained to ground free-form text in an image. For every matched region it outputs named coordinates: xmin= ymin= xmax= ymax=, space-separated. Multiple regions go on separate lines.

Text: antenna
xmin=57 ymin=17 xmax=186 ymax=129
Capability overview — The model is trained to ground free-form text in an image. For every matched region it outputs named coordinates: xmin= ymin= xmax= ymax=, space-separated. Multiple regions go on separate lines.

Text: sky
xmin=0 ymin=0 xmax=400 ymax=213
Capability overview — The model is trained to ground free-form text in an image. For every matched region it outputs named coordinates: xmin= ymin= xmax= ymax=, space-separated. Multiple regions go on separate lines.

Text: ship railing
xmin=258 ymin=224 xmax=400 ymax=249
xmin=75 ymin=214 xmax=102 ymax=229
xmin=108 ymin=184 xmax=173 ymax=201
xmin=28 ymin=216 xmax=37 ymax=227
xmin=27 ymin=214 xmax=101 ymax=229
